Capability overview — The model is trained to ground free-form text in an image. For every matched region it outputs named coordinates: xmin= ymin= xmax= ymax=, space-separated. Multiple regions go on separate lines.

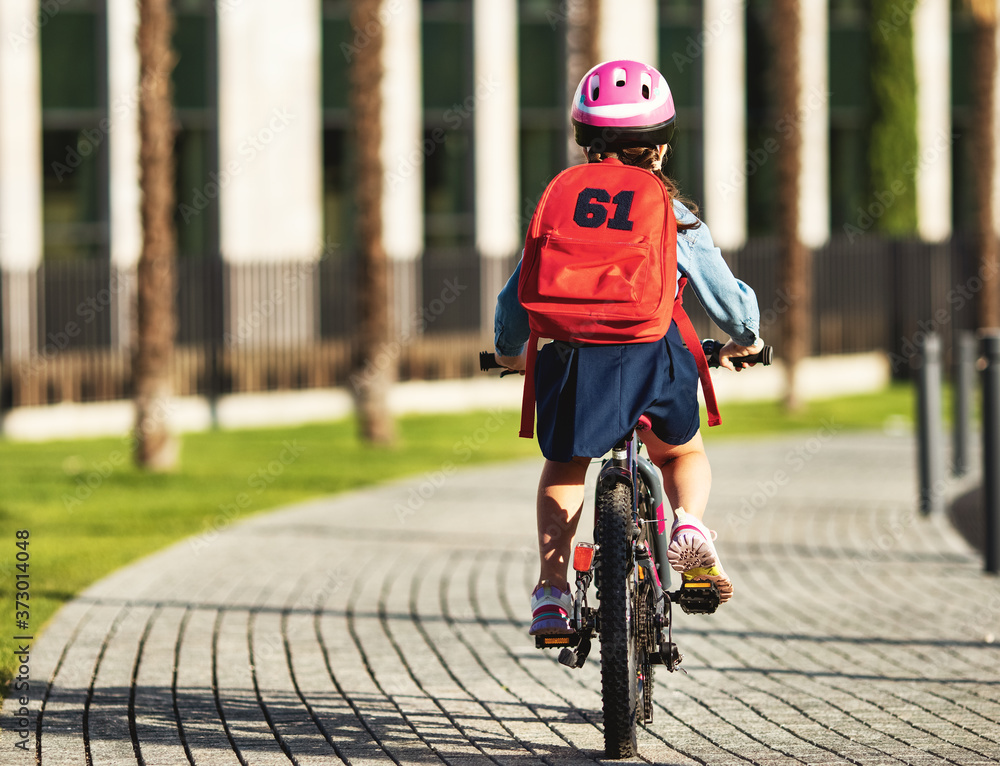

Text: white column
xmin=218 ymin=0 xmax=323 ymax=263
xmin=473 ymin=0 xmax=518 ymax=261
xmin=914 ymin=0 xmax=952 ymax=243
xmin=598 ymin=0 xmax=657 ymax=65
xmin=474 ymin=0 xmax=519 ymax=337
xmin=107 ymin=0 xmax=142 ymax=268
xmin=703 ymin=0 xmax=747 ymax=249
xmin=799 ymin=0 xmax=830 ymax=248
xmin=107 ymin=0 xmax=142 ymax=350
xmin=0 ymin=0 xmax=43 ymax=273
xmin=218 ymin=1 xmax=322 ymax=347
xmin=383 ymin=0 xmax=423 ymax=263
xmin=0 ymin=0 xmax=43 ymax=362
xmin=381 ymin=0 xmax=423 ymax=337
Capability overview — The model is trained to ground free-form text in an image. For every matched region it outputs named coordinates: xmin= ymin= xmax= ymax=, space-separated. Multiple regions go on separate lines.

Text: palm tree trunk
xmin=968 ymin=0 xmax=999 ymax=330
xmin=565 ymin=0 xmax=600 ymax=166
xmin=351 ymin=0 xmax=396 ymax=445
xmin=134 ymin=0 xmax=179 ymax=470
xmin=773 ymin=0 xmax=810 ymax=410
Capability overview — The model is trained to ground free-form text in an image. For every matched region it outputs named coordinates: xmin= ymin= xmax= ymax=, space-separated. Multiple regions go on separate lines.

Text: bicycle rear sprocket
xmin=636 ymin=577 xmax=656 ymax=723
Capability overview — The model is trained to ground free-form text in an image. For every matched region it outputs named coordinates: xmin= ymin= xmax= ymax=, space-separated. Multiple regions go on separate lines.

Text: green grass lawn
xmin=0 ymin=383 xmax=917 ymax=694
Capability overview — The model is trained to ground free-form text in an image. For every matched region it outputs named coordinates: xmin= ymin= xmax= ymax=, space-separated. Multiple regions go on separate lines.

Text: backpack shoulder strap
xmin=519 ymin=331 xmax=540 ymax=439
xmin=672 ymin=277 xmax=721 ymax=427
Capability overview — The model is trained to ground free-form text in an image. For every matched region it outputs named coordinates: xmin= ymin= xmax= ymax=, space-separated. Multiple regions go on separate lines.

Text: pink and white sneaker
xmin=667 ymin=509 xmax=734 ymax=602
xmin=528 ymin=584 xmax=574 ymax=635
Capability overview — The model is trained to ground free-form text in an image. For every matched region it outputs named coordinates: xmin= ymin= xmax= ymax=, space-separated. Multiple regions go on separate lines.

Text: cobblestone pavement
xmin=3 ymin=431 xmax=1000 ymax=764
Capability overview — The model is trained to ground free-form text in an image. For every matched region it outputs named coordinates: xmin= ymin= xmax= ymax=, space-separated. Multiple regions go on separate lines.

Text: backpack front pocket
xmin=535 ymin=235 xmax=651 ymax=305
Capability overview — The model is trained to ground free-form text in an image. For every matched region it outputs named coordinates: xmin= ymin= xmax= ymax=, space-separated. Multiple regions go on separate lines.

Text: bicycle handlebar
xmin=480 ymin=351 xmax=506 ymax=371
xmin=701 ymin=339 xmax=773 ymax=370
xmin=480 ymin=341 xmax=773 ymax=373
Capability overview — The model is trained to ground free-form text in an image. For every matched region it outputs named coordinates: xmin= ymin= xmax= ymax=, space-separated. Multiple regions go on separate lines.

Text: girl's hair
xmin=585 ymin=145 xmax=701 ymax=231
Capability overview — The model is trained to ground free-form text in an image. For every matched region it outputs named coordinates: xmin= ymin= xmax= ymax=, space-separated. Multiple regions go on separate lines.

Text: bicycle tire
xmin=596 ymin=480 xmax=639 ymax=758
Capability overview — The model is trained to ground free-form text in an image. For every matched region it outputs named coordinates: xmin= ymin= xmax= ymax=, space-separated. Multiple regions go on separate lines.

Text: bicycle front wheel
xmin=595 ymin=480 xmax=639 ymax=759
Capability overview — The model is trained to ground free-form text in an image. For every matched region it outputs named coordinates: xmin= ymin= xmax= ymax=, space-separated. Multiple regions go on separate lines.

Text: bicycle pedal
xmin=676 ymin=580 xmax=721 ymax=614
xmin=648 ymin=640 xmax=681 ymax=669
xmin=557 ymin=636 xmax=591 ymax=668
xmin=535 ymin=633 xmax=580 ymax=650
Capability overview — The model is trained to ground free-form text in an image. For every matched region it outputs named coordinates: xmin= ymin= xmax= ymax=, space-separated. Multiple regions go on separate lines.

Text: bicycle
xmin=480 ymin=339 xmax=772 ymax=758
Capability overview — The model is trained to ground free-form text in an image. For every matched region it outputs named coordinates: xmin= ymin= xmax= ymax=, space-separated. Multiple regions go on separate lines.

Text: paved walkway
xmin=4 ymin=430 xmax=1000 ymax=765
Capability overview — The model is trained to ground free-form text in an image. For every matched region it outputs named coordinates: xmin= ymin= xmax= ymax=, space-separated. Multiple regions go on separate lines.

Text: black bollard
xmin=953 ymin=331 xmax=976 ymax=478
xmin=982 ymin=332 xmax=1000 ymax=574
xmin=917 ymin=332 xmax=944 ymax=516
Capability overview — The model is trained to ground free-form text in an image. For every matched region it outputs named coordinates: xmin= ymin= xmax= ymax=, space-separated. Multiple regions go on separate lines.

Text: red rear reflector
xmin=573 ymin=543 xmax=595 ymax=572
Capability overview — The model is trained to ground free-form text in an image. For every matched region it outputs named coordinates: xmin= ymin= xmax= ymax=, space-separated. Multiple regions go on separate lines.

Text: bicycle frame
xmin=593 ymin=427 xmax=677 ymax=668
xmin=597 ymin=422 xmax=672 ymax=593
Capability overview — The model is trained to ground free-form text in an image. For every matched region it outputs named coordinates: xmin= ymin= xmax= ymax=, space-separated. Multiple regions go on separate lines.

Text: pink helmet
xmin=571 ymin=60 xmax=676 ymax=148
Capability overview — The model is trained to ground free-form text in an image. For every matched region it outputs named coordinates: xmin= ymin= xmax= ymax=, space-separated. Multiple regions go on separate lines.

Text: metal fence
xmin=684 ymin=234 xmax=977 ymax=372
xmin=0 ymin=235 xmax=983 ymax=411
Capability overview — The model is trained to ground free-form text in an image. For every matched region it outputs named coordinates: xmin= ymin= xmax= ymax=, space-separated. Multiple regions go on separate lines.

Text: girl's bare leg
xmin=640 ymin=428 xmax=734 ymax=601
xmin=639 ymin=430 xmax=712 ymax=520
xmin=534 ymin=456 xmax=591 ymax=593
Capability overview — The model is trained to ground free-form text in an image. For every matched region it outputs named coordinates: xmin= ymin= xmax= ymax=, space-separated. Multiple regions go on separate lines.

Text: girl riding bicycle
xmin=493 ymin=60 xmax=763 ymax=635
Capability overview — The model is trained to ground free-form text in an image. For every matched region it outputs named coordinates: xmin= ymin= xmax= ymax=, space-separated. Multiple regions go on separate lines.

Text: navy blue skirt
xmin=534 ymin=322 xmax=701 ymax=462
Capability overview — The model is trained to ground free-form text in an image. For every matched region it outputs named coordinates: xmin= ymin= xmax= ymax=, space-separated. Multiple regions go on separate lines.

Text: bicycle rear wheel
xmin=595 ymin=480 xmax=639 ymax=759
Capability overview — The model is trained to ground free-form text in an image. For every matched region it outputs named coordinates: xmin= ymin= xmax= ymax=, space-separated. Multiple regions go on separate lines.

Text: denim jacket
xmin=494 ymin=199 xmax=761 ymax=356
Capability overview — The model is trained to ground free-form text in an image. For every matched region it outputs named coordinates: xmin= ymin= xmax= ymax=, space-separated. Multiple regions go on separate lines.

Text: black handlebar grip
xmin=702 ymin=339 xmax=773 ymax=370
xmin=480 ymin=351 xmax=504 ymax=371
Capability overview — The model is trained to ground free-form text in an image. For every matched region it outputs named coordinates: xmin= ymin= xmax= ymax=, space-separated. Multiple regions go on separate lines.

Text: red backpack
xmin=516 ymin=157 xmax=720 ymax=438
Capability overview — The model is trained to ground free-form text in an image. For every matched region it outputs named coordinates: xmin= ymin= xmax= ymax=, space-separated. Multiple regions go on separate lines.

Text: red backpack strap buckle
xmin=672 ymin=278 xmax=722 ymax=427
